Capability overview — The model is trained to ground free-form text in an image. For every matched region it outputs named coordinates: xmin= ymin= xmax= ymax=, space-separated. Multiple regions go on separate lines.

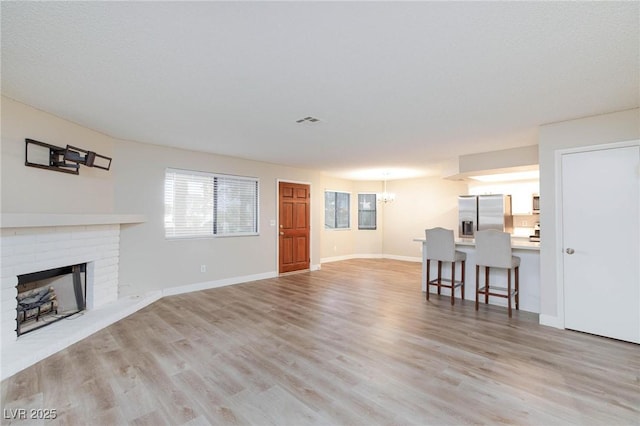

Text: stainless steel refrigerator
xmin=458 ymin=194 xmax=513 ymax=237
xmin=477 ymin=194 xmax=513 ymax=233
xmin=458 ymin=195 xmax=478 ymax=237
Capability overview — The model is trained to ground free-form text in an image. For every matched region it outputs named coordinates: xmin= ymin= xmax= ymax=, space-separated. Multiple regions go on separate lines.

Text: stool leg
xmin=437 ymin=261 xmax=442 ymax=295
xmin=426 ymin=259 xmax=430 ymax=301
xmin=475 ymin=265 xmax=479 ymax=310
xmin=485 ymin=267 xmax=490 ymax=305
xmin=507 ymin=268 xmax=512 ymax=318
xmin=515 ymin=266 xmax=520 ymax=310
xmin=461 ymin=260 xmax=465 ymax=300
xmin=450 ymin=261 xmax=456 ymax=306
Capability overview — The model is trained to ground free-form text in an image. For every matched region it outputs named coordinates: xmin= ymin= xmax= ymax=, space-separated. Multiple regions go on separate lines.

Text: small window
xmin=358 ymin=193 xmax=377 ymax=230
xmin=165 ymin=168 xmax=259 ymax=238
xmin=325 ymin=191 xmax=350 ymax=229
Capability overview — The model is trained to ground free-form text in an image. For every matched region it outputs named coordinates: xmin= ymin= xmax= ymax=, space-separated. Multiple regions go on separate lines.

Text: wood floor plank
xmin=2 ymin=259 xmax=638 ymax=425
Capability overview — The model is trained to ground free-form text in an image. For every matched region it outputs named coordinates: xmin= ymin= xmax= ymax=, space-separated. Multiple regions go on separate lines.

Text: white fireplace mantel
xmin=0 ymin=213 xmax=146 ymax=228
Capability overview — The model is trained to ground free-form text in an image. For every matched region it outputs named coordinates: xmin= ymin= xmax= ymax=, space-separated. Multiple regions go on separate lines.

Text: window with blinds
xmin=324 ymin=190 xmax=350 ymax=229
xmin=164 ymin=168 xmax=259 ymax=238
xmin=358 ymin=193 xmax=377 ymax=230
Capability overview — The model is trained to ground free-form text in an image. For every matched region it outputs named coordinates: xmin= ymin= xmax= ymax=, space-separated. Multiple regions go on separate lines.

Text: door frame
xmin=276 ymin=179 xmax=314 ymax=274
xmin=554 ymin=139 xmax=640 ymax=330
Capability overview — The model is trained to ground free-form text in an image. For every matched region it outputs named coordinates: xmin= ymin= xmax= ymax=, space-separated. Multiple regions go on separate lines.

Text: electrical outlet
xmin=200 ymin=265 xmax=207 ymax=273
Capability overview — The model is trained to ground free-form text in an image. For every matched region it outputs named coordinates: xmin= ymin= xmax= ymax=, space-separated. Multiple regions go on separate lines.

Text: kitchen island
xmin=414 ymin=237 xmax=540 ymax=313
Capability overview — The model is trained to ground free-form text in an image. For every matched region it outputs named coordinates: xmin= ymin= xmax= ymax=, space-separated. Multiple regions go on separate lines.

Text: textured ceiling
xmin=2 ymin=1 xmax=638 ymax=180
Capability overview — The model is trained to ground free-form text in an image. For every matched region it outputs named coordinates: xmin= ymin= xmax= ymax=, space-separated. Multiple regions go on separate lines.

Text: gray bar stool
xmin=425 ymin=227 xmax=466 ymax=305
xmin=475 ymin=229 xmax=520 ymax=317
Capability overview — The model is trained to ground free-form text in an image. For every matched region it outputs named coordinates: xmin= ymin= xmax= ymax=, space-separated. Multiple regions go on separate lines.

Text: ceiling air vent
xmin=295 ymin=116 xmax=321 ymax=124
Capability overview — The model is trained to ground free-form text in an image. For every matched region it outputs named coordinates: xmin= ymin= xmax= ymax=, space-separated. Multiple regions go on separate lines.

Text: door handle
xmin=566 ymin=248 xmax=575 ymax=255
xmin=280 ymin=231 xmax=284 ymax=236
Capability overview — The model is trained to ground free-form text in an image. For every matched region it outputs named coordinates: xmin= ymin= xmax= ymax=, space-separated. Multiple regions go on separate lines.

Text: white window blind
xmin=214 ymin=175 xmax=259 ymax=236
xmin=165 ymin=168 xmax=259 ymax=238
xmin=325 ymin=190 xmax=350 ymax=229
xmin=358 ymin=193 xmax=377 ymax=230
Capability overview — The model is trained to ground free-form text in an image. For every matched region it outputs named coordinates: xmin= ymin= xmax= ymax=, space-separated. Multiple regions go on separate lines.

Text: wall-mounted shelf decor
xmin=25 ymin=138 xmax=112 ymax=175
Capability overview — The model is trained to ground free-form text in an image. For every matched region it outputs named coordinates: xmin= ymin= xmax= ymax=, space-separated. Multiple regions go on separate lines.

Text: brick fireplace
xmin=0 ymin=214 xmax=146 ymax=379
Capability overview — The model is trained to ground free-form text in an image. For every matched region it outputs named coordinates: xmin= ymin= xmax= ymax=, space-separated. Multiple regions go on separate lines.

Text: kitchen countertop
xmin=414 ymin=235 xmax=540 ymax=312
xmin=413 ymin=236 xmax=540 ymax=251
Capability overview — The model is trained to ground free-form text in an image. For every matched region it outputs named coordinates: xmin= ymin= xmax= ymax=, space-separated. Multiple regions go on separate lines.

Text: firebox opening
xmin=16 ymin=263 xmax=87 ymax=337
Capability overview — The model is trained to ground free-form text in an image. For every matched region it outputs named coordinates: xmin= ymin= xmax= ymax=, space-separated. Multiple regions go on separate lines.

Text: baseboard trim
xmin=320 ymin=254 xmax=382 ymax=263
xmin=383 ymin=254 xmax=422 ymax=263
xmin=539 ymin=314 xmax=564 ymax=329
xmin=162 ymin=271 xmax=278 ymax=297
xmin=321 ymin=254 xmax=421 ymax=264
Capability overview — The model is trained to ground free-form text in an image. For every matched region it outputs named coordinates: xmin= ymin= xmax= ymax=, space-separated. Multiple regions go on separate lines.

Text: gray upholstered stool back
xmin=475 ymin=229 xmax=514 ymax=269
xmin=425 ymin=227 xmax=456 ymax=262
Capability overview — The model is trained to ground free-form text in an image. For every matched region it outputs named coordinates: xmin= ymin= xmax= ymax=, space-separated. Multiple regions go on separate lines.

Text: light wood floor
xmin=2 ymin=259 xmax=639 ymax=425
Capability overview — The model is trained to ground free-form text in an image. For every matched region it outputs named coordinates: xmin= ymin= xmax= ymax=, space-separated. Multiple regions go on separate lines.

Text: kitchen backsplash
xmin=512 ymin=214 xmax=540 ymax=237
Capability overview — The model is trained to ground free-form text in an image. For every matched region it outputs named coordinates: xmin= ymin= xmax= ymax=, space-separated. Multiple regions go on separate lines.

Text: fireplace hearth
xmin=16 ymin=264 xmax=86 ymax=336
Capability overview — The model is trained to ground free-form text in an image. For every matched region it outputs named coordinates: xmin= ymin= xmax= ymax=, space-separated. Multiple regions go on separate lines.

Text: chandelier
xmin=377 ymin=178 xmax=395 ymax=204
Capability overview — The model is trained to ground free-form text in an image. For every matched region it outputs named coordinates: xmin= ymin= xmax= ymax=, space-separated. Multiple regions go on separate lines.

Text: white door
xmin=562 ymin=144 xmax=640 ymax=343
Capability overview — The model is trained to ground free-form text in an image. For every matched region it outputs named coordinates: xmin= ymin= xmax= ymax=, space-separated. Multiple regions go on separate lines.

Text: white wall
xmin=1 ymin=97 xmax=328 ymax=298
xmin=538 ymin=108 xmax=640 ymax=324
xmin=1 ymin=97 xmax=115 ymax=213
xmin=458 ymin=144 xmax=539 ymax=174
xmin=381 ymin=176 xmax=467 ymax=260
xmin=112 ymin=139 xmax=326 ymax=296
xmin=17 ymin=94 xmax=628 ymax=316
xmin=0 ymin=97 xmax=392 ymax=298
xmin=319 ymin=178 xmax=384 ymax=262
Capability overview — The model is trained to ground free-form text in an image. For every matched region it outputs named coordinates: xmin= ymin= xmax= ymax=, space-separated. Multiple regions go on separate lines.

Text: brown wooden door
xmin=279 ymin=182 xmax=310 ymax=273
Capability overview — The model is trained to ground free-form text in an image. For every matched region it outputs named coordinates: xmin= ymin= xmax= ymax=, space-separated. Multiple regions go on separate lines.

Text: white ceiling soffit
xmin=1 ymin=2 xmax=638 ymax=180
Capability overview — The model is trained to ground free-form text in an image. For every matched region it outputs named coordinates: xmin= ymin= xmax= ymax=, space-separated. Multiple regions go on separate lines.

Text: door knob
xmin=566 ymin=248 xmax=575 ymax=254
xmin=280 ymin=231 xmax=284 ymax=236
